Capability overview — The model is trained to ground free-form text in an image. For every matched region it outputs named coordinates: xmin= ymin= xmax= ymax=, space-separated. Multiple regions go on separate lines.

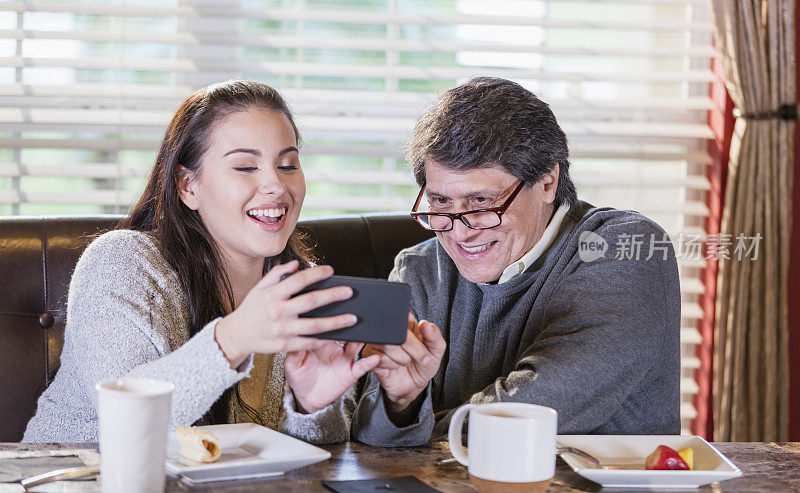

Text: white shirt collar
xmin=497 ymin=203 xmax=570 ymax=284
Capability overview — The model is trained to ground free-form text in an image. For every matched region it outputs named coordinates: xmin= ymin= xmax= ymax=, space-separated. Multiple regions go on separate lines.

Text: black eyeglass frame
xmin=410 ymin=181 xmax=526 ymax=232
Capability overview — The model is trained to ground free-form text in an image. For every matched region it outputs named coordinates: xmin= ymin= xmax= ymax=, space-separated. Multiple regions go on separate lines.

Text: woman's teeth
xmin=461 ymin=242 xmax=491 ymax=253
xmin=247 ymin=207 xmax=286 ymax=218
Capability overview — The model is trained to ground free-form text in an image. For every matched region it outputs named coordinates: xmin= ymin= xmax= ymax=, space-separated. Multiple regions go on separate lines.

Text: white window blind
xmin=0 ymin=0 xmax=714 ymax=433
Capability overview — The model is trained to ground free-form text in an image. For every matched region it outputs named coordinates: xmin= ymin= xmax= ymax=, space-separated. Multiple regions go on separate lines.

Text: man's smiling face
xmin=422 ymin=161 xmax=557 ymax=283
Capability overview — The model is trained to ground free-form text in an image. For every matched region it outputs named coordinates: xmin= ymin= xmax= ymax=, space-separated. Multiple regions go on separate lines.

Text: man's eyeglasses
xmin=410 ymin=181 xmax=525 ymax=232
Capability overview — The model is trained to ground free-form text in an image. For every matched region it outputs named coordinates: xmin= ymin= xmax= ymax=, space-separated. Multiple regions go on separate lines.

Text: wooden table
xmin=3 ymin=441 xmax=800 ymax=492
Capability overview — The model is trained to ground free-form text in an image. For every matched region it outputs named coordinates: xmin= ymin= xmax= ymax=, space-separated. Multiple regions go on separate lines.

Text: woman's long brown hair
xmin=118 ymin=81 xmax=315 ymax=423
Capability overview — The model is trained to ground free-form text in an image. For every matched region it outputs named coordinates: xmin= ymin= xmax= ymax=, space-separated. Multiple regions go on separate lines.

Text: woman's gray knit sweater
xmin=23 ymin=229 xmax=353 ymax=444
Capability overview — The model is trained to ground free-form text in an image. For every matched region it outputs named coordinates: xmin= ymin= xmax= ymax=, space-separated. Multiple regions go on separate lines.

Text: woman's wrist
xmin=291 ymin=389 xmax=322 ymax=415
xmin=214 ymin=316 xmax=248 ymax=369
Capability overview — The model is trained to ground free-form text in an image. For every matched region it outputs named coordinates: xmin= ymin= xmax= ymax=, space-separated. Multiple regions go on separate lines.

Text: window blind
xmin=0 ymin=0 xmax=715 ymax=434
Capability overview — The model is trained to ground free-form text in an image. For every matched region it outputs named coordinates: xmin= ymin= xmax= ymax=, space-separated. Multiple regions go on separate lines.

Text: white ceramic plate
xmin=165 ymin=423 xmax=331 ymax=484
xmin=557 ymin=435 xmax=742 ymax=489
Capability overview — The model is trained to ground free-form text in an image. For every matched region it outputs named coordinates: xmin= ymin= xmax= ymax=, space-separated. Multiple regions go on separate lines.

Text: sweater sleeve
xmin=280 ymin=382 xmax=355 ymax=445
xmin=67 ymin=231 xmax=253 ymax=430
xmin=352 ymin=373 xmax=434 ymax=446
xmin=431 ymin=221 xmax=682 ymax=439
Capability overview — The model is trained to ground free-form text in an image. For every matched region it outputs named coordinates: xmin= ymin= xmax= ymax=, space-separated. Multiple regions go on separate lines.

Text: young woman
xmin=23 ymin=80 xmax=379 ymax=443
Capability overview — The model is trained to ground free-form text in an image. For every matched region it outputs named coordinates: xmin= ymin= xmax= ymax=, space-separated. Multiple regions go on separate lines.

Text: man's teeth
xmin=461 ymin=243 xmax=491 ymax=253
xmin=247 ymin=207 xmax=286 ymax=218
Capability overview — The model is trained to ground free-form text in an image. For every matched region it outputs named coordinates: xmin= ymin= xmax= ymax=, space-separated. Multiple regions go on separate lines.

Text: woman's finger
xmin=285 ymin=350 xmax=309 ymax=371
xmin=351 ymin=354 xmax=380 ymax=379
xmin=283 ymin=336 xmax=329 ymax=353
xmin=310 ymin=340 xmax=341 ymax=359
xmin=272 ymin=265 xmax=337 ymax=298
xmin=289 ymin=313 xmax=358 ymax=336
xmin=256 ymin=260 xmax=299 ymax=290
xmin=344 ymin=342 xmax=365 ymax=360
xmin=284 ymin=285 xmax=353 ymax=316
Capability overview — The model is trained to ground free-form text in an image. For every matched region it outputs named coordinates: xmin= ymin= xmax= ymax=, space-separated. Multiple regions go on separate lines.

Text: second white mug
xmin=448 ymin=402 xmax=558 ymax=484
xmin=96 ymin=378 xmax=174 ymax=493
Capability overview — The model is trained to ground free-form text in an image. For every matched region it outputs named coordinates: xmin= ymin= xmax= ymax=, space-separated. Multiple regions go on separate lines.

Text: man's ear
xmin=175 ymin=166 xmax=199 ymax=210
xmin=540 ymin=163 xmax=559 ymax=204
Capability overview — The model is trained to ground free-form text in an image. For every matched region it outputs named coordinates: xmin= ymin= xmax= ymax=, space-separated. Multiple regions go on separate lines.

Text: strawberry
xmin=645 ymin=445 xmax=690 ymax=470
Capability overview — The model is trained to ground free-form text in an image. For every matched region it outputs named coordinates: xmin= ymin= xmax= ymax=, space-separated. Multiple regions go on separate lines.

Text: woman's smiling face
xmin=177 ymin=108 xmax=305 ymax=268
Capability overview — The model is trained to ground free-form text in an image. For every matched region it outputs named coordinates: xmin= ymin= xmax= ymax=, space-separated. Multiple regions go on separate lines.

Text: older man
xmin=352 ymin=77 xmax=681 ymax=446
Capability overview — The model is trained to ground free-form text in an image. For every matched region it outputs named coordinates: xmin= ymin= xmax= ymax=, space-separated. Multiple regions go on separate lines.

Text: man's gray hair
xmin=406 ymin=77 xmax=578 ymax=207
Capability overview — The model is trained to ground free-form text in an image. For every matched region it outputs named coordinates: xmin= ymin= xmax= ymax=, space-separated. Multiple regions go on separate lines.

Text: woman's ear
xmin=175 ymin=166 xmax=200 ymax=210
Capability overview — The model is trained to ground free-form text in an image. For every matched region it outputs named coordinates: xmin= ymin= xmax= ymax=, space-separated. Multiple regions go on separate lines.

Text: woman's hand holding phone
xmin=214 ymin=260 xmax=358 ymax=368
xmin=285 ymin=341 xmax=379 ymax=413
xmin=214 ymin=260 xmax=379 ymax=412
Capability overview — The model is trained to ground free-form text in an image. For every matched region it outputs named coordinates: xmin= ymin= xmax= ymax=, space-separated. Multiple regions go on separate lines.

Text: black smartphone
xmin=297 ymin=275 xmax=411 ymax=345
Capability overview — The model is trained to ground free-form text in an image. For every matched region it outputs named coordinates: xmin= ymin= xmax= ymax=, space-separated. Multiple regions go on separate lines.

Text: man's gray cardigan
xmin=353 ymin=201 xmax=681 ymax=445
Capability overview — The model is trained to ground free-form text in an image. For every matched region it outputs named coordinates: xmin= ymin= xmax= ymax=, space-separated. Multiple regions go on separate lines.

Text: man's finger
xmin=364 ymin=347 xmax=404 ymax=369
xmin=374 ymin=344 xmax=412 ymax=367
xmin=398 ymin=329 xmax=429 ymax=363
xmin=361 ymin=344 xmax=380 ymax=359
xmin=375 ymin=356 xmax=403 ymax=370
xmin=373 ymin=366 xmax=393 ymax=380
xmin=420 ymin=321 xmax=446 ymax=356
xmin=408 ymin=313 xmax=423 ymax=341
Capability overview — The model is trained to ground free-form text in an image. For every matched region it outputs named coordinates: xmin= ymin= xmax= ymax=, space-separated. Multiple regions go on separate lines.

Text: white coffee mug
xmin=448 ymin=402 xmax=557 ymax=483
xmin=96 ymin=378 xmax=174 ymax=493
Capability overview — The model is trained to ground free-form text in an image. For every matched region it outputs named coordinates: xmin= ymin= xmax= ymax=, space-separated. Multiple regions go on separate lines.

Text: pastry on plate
xmin=176 ymin=426 xmax=221 ymax=463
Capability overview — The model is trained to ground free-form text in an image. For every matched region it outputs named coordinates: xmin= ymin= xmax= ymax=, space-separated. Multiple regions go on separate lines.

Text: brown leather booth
xmin=0 ymin=214 xmax=434 ymax=442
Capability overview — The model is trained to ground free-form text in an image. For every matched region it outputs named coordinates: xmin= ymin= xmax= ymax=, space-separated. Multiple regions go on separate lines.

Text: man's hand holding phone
xmin=290 ymin=274 xmax=446 ymax=421
xmin=362 ymin=313 xmax=446 ymax=427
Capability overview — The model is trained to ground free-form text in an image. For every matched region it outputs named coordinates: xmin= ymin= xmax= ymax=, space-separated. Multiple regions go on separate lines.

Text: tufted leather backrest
xmin=0 ymin=214 xmax=434 ymax=441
